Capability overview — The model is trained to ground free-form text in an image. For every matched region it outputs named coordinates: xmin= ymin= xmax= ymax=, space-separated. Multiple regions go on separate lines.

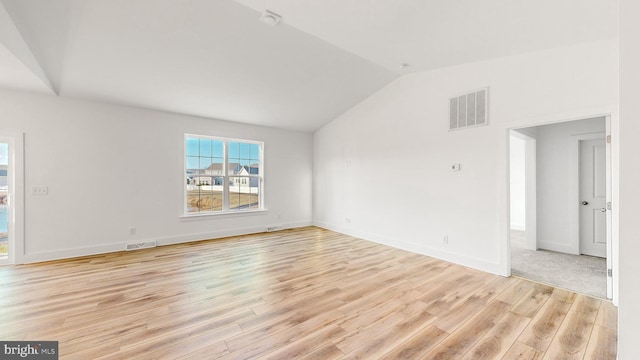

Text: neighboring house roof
xmin=231 ymin=164 xmax=261 ymax=175
xmin=234 ymin=167 xmax=249 ymax=176
xmin=231 ymin=165 xmax=260 ymax=176
xmin=244 ymin=166 xmax=259 ymax=175
xmin=203 ymin=162 xmax=239 ymax=172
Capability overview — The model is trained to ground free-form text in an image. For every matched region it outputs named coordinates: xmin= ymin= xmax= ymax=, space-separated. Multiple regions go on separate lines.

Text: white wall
xmin=509 ymin=134 xmax=526 ymax=233
xmin=314 ymin=39 xmax=618 ymax=275
xmin=511 ymin=127 xmax=538 ymax=250
xmin=618 ymin=0 xmax=640 ymax=357
xmin=0 ymin=89 xmax=313 ymax=263
xmin=535 ymin=117 xmax=605 ymax=254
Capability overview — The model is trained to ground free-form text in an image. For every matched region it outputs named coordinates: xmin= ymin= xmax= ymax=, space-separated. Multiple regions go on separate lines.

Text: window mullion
xmin=223 ymin=141 xmax=230 ymax=211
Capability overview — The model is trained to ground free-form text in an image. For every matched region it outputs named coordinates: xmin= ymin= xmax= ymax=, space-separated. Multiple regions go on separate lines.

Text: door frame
xmin=568 ymin=116 xmax=612 ymax=298
xmin=0 ymin=132 xmax=24 ymax=265
xmin=504 ymin=112 xmax=616 ymax=302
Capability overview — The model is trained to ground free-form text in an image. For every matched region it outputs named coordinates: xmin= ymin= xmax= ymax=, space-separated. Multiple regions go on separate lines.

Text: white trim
xmin=605 ymin=116 xmax=613 ymax=299
xmin=223 ymin=140 xmax=229 ymax=211
xmin=184 ymin=133 xmax=264 ymax=146
xmin=179 ymin=208 xmax=268 ymax=220
xmin=610 ymin=111 xmax=620 ymax=307
xmin=536 ymin=241 xmax=578 ymax=255
xmin=19 ymin=221 xmax=311 ymax=264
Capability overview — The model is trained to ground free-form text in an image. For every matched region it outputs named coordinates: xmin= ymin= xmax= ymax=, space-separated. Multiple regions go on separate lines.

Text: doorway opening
xmin=509 ymin=116 xmax=611 ymax=299
xmin=0 ymin=142 xmax=8 ymax=261
xmin=0 ymin=133 xmax=23 ymax=265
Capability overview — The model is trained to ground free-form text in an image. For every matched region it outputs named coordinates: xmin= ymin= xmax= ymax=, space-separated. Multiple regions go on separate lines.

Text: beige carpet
xmin=510 ymin=231 xmax=607 ymax=299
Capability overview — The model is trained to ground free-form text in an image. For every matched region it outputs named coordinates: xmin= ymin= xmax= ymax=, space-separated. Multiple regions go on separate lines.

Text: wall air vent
xmin=449 ymin=87 xmax=488 ymax=130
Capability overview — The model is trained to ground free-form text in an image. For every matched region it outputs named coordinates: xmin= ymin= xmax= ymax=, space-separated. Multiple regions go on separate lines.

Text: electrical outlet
xmin=32 ymin=186 xmax=48 ymax=195
xmin=345 ymin=218 xmax=351 ymax=224
xmin=443 ymin=235 xmax=449 ymax=245
xmin=129 ymin=227 xmax=136 ymax=235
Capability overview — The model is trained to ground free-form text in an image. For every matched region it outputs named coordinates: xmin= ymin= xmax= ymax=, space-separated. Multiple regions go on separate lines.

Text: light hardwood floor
xmin=0 ymin=227 xmax=617 ymax=359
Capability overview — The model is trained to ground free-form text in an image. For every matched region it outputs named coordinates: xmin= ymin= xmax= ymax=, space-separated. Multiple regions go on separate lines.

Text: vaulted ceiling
xmin=0 ymin=0 xmax=617 ymax=132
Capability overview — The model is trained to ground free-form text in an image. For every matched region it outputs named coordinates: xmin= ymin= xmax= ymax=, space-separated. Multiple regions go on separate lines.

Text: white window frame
xmin=183 ymin=134 xmax=264 ymax=216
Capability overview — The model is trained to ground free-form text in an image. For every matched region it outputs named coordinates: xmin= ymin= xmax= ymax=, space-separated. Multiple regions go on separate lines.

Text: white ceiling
xmin=0 ymin=0 xmax=617 ymax=132
xmin=237 ymin=0 xmax=618 ymax=73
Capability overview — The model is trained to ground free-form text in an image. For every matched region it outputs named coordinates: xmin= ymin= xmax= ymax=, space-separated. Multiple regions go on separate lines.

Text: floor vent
xmin=449 ymin=87 xmax=488 ymax=130
xmin=126 ymin=241 xmax=157 ymax=251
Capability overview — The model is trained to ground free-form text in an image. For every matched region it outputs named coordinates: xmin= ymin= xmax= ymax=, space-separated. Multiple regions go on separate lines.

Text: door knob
xmin=581 ymin=201 xmax=589 ymax=205
xmin=601 ymin=208 xmax=607 ymax=213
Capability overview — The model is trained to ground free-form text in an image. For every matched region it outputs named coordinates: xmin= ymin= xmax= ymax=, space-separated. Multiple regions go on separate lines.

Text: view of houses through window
xmin=185 ymin=135 xmax=262 ymax=214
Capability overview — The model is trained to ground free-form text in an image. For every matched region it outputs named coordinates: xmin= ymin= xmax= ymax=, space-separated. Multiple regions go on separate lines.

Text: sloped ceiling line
xmin=0 ymin=0 xmax=619 ymax=132
xmin=0 ymin=1 xmax=56 ymax=94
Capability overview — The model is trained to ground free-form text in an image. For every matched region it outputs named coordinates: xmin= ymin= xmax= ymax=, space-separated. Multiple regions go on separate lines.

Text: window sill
xmin=179 ymin=208 xmax=268 ymax=221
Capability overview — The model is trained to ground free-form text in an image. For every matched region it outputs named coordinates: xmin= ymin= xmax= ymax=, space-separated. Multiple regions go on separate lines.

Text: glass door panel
xmin=0 ymin=142 xmax=8 ymax=259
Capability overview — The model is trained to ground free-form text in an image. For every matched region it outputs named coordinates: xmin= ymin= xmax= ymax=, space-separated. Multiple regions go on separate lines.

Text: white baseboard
xmin=19 ymin=220 xmax=312 ymax=264
xmin=20 ymin=243 xmax=126 ymax=264
xmin=313 ymin=220 xmax=504 ymax=276
xmin=536 ymin=241 xmax=579 ymax=255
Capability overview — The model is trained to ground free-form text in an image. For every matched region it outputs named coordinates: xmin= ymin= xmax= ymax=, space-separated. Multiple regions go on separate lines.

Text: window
xmin=185 ymin=135 xmax=263 ymax=215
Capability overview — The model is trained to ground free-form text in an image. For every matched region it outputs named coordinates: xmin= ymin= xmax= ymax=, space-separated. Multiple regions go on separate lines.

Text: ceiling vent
xmin=449 ymin=87 xmax=488 ymax=130
xmin=260 ymin=10 xmax=282 ymax=26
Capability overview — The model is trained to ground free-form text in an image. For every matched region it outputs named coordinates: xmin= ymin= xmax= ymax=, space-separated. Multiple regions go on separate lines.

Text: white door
xmin=579 ymin=138 xmax=606 ymax=258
